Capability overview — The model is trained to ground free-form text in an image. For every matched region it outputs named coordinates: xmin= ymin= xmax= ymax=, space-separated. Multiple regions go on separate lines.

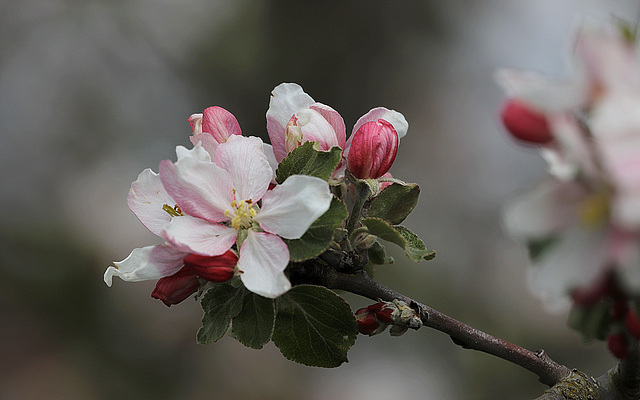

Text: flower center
xmin=225 ymin=199 xmax=257 ymax=230
xmin=578 ymin=191 xmax=609 ymax=229
xmin=285 ymin=116 xmax=304 ymax=153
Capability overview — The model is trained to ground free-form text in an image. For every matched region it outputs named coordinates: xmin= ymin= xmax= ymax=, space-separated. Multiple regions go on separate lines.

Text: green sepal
xmin=275 ymin=142 xmax=342 ymax=184
xmin=197 ymin=283 xmax=245 ymax=345
xmin=273 ymin=285 xmax=357 ymax=368
xmin=367 ymin=182 xmax=420 ymax=225
xmin=231 ymin=290 xmax=276 ymax=349
xmin=284 ymin=197 xmax=348 ymax=262
xmin=368 ymin=240 xmax=394 ymax=265
xmin=362 ymin=218 xmax=435 ymax=262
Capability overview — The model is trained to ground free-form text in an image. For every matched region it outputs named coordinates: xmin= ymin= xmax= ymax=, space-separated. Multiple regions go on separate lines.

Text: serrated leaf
xmin=273 ymin=285 xmax=357 ymax=368
xmin=367 ymin=182 xmax=420 ymax=224
xmin=231 ymin=291 xmax=276 ymax=349
xmin=275 ymin=142 xmax=342 ymax=183
xmin=362 ymin=218 xmax=435 ymax=262
xmin=197 ymin=284 xmax=245 ymax=344
xmin=284 ymin=197 xmax=348 ymax=261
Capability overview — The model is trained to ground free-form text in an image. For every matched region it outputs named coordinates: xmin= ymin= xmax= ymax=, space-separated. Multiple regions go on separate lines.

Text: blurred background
xmin=1 ymin=0 xmax=638 ymax=399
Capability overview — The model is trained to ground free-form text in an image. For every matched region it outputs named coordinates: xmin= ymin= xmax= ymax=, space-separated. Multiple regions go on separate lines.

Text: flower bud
xmin=499 ymin=98 xmax=552 ymax=144
xmin=355 ymin=308 xmax=383 ymax=336
xmin=607 ymin=332 xmax=630 ymax=359
xmin=151 ymin=267 xmax=200 ymax=307
xmin=347 ymin=119 xmax=398 ymax=179
xmin=183 ymin=251 xmax=238 ymax=282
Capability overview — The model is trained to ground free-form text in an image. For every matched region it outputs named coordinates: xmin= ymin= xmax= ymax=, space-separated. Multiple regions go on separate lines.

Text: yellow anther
xmin=578 ymin=191 xmax=609 ymax=229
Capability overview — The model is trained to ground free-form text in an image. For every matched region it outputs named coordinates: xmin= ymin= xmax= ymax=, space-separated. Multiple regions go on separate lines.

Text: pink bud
xmin=366 ymin=302 xmax=396 ymax=323
xmin=347 ymin=119 xmax=398 ymax=179
xmin=183 ymin=251 xmax=237 ymax=282
xmin=500 ymin=99 xmax=553 ymax=144
xmin=193 ymin=106 xmax=242 ymax=143
xmin=151 ymin=267 xmax=200 ymax=307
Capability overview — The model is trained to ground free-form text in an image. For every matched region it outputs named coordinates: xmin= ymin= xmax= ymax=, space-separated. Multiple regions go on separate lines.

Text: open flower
xmin=104 ymin=165 xmax=239 ymax=305
xmin=266 ymin=82 xmax=346 ymax=162
xmin=159 ymin=135 xmax=332 ymax=298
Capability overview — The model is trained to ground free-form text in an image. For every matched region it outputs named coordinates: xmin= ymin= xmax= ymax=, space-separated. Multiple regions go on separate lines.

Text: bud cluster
xmin=355 ymin=300 xmax=423 ymax=336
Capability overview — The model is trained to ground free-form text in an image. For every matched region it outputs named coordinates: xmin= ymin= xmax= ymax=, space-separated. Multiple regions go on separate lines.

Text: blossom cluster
xmin=497 ymin=21 xmax=640 ymax=356
xmin=105 ymin=83 xmax=408 ymax=303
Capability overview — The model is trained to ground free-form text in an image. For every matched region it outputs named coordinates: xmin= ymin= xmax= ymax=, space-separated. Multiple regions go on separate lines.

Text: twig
xmin=289 ymin=263 xmax=570 ymax=386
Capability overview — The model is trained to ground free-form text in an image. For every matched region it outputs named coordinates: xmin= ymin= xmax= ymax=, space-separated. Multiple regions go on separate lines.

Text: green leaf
xmin=197 ymin=284 xmax=245 ymax=345
xmin=273 ymin=285 xmax=357 ymax=368
xmin=362 ymin=218 xmax=435 ymax=262
xmin=284 ymin=197 xmax=348 ymax=261
xmin=275 ymin=142 xmax=342 ymax=183
xmin=231 ymin=290 xmax=276 ymax=349
xmin=368 ymin=240 xmax=394 ymax=265
xmin=367 ymin=182 xmax=420 ymax=224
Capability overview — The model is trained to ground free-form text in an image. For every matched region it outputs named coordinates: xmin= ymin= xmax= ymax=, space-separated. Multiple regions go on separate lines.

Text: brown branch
xmin=289 ymin=262 xmax=570 ymax=387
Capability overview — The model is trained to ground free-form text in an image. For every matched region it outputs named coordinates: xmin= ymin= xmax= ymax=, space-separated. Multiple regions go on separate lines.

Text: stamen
xmin=163 ymin=204 xmax=184 ymax=217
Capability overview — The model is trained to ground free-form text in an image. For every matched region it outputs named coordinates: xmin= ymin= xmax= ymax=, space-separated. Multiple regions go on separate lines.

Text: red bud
xmin=183 ymin=252 xmax=237 ymax=282
xmin=151 ymin=267 xmax=200 ymax=307
xmin=355 ymin=308 xmax=382 ymax=336
xmin=500 ymin=99 xmax=552 ymax=144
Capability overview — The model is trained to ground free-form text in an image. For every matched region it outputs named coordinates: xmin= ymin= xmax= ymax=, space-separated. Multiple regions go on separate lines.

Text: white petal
xmin=503 ymin=179 xmax=586 ymax=240
xmin=162 ymin=215 xmax=237 ymax=256
xmin=256 ymin=175 xmax=332 ymax=239
xmin=159 ymin=149 xmax=234 ymax=223
xmin=528 ymin=226 xmax=609 ymax=312
xmin=214 ymin=135 xmax=272 ymax=202
xmin=239 ymin=231 xmax=291 ymax=298
xmin=104 ymin=244 xmax=186 ymax=286
xmin=352 ymin=107 xmax=408 ymax=140
xmin=266 ymin=83 xmax=315 ymax=130
xmin=262 ymin=143 xmax=278 ymax=183
xmin=127 ymin=168 xmax=174 ymax=237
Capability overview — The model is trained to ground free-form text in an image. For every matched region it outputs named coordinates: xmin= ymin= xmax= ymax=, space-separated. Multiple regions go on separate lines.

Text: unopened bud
xmin=347 ymin=119 xmax=398 ymax=179
xmin=183 ymin=252 xmax=237 ymax=282
xmin=500 ymin=99 xmax=552 ymax=144
xmin=151 ymin=267 xmax=200 ymax=307
xmin=355 ymin=308 xmax=386 ymax=336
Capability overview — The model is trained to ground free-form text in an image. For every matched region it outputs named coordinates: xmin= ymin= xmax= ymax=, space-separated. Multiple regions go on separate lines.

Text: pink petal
xmin=214 ymin=135 xmax=272 ymax=202
xmin=266 ymin=83 xmax=315 ymax=162
xmin=257 ymin=175 xmax=332 ymax=239
xmin=104 ymin=244 xmax=187 ymax=286
xmin=162 ymin=215 xmax=237 ymax=256
xmin=291 ymin=108 xmax=340 ymax=151
xmin=239 ymin=231 xmax=291 ymax=298
xmin=310 ymin=103 xmax=346 ymax=149
xmin=127 ymin=168 xmax=174 ymax=237
xmin=159 ymin=151 xmax=234 ymax=223
xmin=202 ymin=106 xmax=242 ymax=143
xmin=190 ymin=133 xmax=219 ymax=157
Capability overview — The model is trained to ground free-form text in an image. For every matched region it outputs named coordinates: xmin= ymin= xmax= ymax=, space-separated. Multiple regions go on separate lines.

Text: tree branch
xmin=289 ymin=262 xmax=570 ymax=386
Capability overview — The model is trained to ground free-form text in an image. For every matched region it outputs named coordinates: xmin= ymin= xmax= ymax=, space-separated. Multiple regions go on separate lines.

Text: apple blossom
xmin=159 ymin=135 xmax=332 ymax=298
xmin=266 ymin=82 xmax=346 ymax=162
xmin=104 ymin=166 xmax=240 ymax=305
